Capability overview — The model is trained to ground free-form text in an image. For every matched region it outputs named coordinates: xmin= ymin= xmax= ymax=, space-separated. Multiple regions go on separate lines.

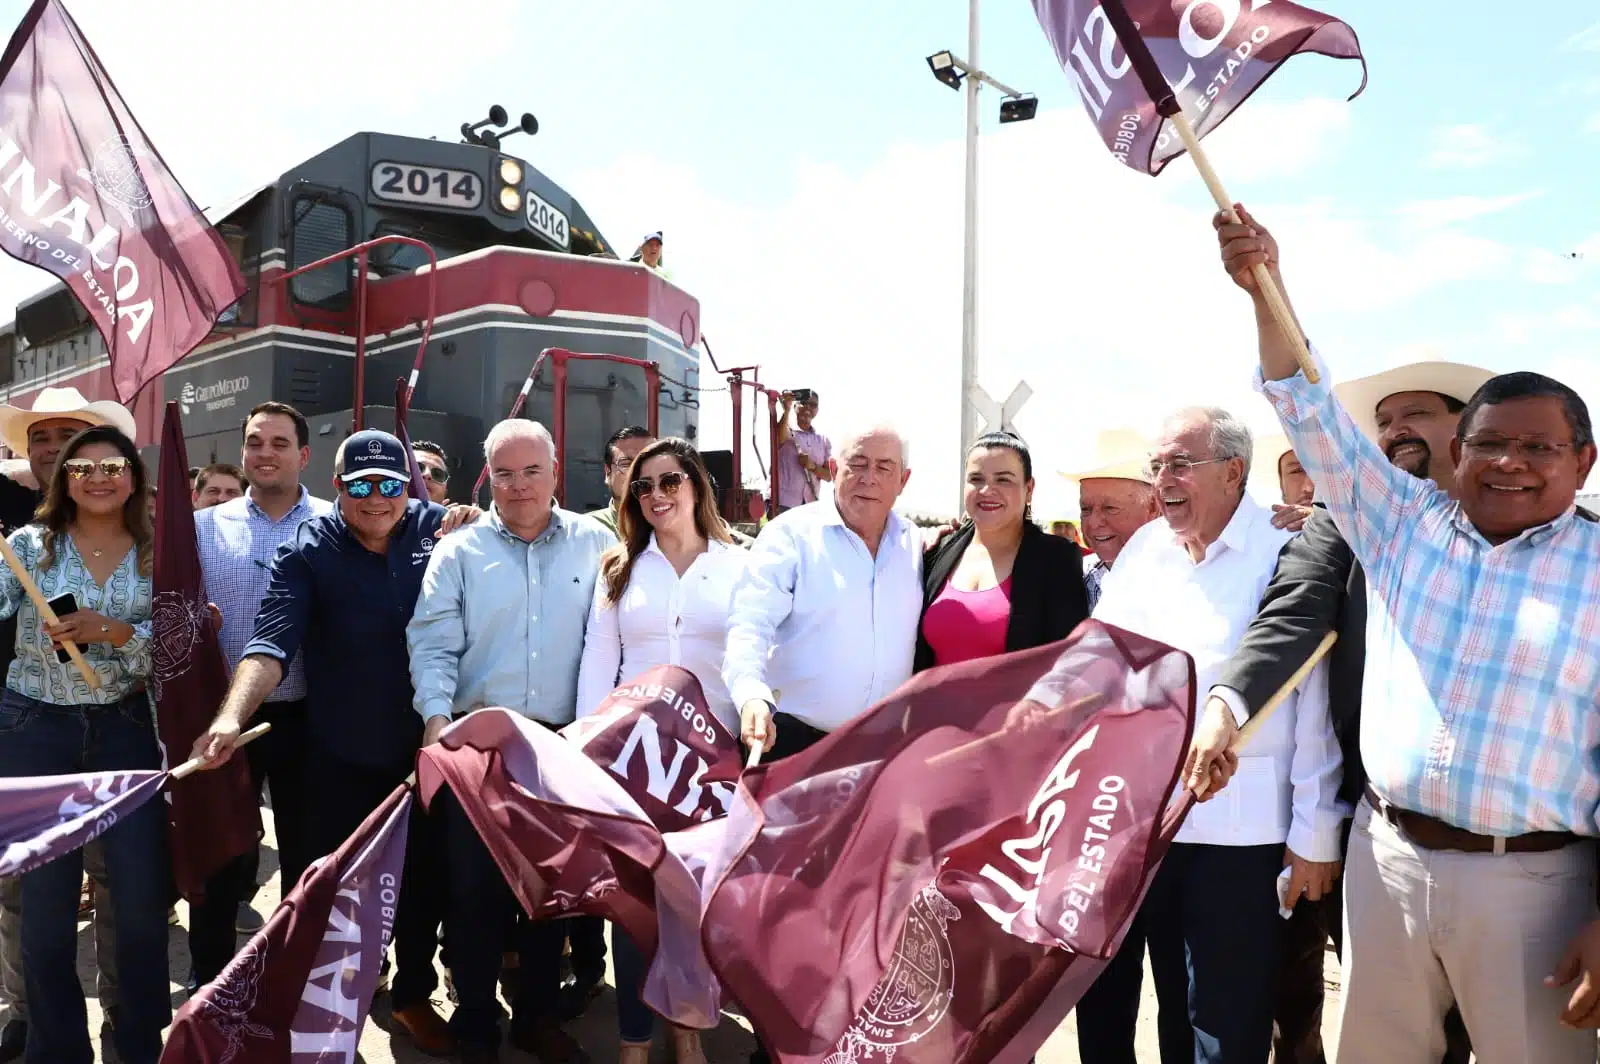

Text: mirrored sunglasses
xmin=345 ymin=476 xmax=407 ymax=499
xmin=63 ymin=457 xmax=130 ymax=479
xmin=630 ymin=471 xmax=686 ymax=498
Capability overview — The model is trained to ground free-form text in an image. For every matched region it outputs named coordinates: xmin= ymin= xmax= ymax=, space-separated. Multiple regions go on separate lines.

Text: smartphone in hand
xmin=46 ymin=592 xmax=78 ymax=664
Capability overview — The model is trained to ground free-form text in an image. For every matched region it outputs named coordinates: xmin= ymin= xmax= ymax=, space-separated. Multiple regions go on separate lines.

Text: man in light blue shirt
xmin=190 ymin=401 xmax=331 ymax=988
xmin=408 ymin=418 xmax=611 ymax=1063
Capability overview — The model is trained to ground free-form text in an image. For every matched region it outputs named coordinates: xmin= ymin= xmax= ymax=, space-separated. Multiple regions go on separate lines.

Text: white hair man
xmin=407 ymin=417 xmax=612 ymax=1064
xmin=1079 ymin=405 xmax=1345 ymax=1064
xmin=725 ymin=422 xmax=921 ymax=757
xmin=723 ymin=422 xmax=922 ymax=1064
xmin=1061 ymin=430 xmax=1160 ymax=613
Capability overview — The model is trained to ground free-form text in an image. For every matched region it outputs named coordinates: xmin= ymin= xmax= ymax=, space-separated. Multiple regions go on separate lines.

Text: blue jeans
xmin=0 ymin=691 xmax=171 ymax=1064
xmin=613 ymin=927 xmax=656 ymax=1044
xmin=1144 ymin=842 xmax=1283 ymax=1064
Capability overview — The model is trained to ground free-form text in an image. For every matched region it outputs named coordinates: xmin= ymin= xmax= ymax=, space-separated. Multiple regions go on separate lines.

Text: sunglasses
xmin=63 ymin=457 xmax=130 ymax=480
xmin=420 ymin=465 xmax=449 ymax=484
xmin=345 ymin=476 xmax=407 ymax=499
xmin=630 ymin=471 xmax=687 ymax=498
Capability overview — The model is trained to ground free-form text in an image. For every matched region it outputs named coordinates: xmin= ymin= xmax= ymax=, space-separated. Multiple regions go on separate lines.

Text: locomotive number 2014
xmin=370 ymin=163 xmax=482 ymax=209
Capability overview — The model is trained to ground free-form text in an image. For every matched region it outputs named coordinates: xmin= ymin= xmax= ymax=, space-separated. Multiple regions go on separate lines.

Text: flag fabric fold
xmin=0 ymin=769 xmax=169 ymax=877
xmin=163 ymin=782 xmax=414 ymax=1064
xmin=699 ymin=620 xmax=1196 ymax=1064
xmin=0 ymin=0 xmax=246 ymax=400
xmin=153 ymin=400 xmax=261 ymax=900
xmin=415 ymin=665 xmax=745 ymax=1030
xmin=1031 ymin=0 xmax=1366 ymax=175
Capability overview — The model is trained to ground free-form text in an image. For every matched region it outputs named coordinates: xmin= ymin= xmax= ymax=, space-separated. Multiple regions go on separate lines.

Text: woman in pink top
xmin=916 ymin=432 xmax=1090 ymax=671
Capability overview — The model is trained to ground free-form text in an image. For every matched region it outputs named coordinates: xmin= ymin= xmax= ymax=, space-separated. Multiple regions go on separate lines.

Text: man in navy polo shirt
xmin=191 ymin=429 xmax=467 ymax=1056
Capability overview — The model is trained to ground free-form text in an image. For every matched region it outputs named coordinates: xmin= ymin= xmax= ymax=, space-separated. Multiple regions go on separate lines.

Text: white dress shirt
xmin=1093 ymin=494 xmax=1345 ymax=860
xmin=576 ymin=536 xmax=749 ymax=731
xmin=723 ymin=497 xmax=923 ymax=733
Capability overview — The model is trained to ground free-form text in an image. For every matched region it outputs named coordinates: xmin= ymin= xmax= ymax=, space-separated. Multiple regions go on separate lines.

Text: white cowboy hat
xmin=1059 ymin=428 xmax=1152 ymax=484
xmin=0 ymin=386 xmax=138 ymax=457
xmin=1332 ymin=362 xmax=1495 ymax=442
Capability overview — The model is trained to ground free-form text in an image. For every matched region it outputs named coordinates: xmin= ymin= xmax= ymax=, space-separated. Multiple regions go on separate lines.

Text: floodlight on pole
xmin=924 ymin=0 xmax=1036 ymax=513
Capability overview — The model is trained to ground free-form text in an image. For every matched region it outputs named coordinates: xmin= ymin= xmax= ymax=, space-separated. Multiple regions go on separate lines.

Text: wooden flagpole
xmin=1091 ymin=0 xmax=1319 ymax=384
xmin=168 ymin=721 xmax=273 ymax=782
xmin=1168 ymin=114 xmax=1319 ymax=384
xmin=1187 ymin=630 xmax=1339 ymax=801
xmin=0 ymin=537 xmax=97 ymax=688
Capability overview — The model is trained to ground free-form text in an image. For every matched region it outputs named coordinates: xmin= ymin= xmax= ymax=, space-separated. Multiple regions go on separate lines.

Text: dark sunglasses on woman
xmin=630 ymin=471 xmax=686 ymax=498
xmin=345 ymin=476 xmax=408 ymax=499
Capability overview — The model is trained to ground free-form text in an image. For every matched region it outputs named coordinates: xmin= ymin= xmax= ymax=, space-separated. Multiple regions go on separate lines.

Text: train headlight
xmin=498 ymin=158 xmax=523 ymax=186
xmin=497 ymin=186 xmax=522 ymax=214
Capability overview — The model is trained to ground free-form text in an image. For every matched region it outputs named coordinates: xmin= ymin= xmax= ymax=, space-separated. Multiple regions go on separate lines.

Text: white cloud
xmin=1394 ymin=192 xmax=1541 ymax=230
xmin=569 ymin=97 xmax=1536 ymax=517
xmin=1563 ymin=20 xmax=1600 ymax=52
xmin=1425 ymin=124 xmax=1518 ymax=169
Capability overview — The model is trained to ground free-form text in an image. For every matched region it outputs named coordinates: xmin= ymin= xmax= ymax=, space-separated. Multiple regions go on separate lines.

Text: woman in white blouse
xmin=575 ymin=436 xmax=746 ymax=1064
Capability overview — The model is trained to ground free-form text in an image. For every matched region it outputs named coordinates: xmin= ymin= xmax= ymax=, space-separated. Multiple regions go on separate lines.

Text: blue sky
xmin=0 ymin=1 xmax=1596 ymax=515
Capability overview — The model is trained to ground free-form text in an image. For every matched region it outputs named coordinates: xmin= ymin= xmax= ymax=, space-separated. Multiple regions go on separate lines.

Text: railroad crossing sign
xmin=970 ymin=380 xmax=1032 ymax=435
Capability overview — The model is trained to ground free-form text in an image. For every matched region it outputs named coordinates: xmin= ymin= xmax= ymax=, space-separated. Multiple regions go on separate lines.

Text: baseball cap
xmin=338 ymin=429 xmax=410 ymax=482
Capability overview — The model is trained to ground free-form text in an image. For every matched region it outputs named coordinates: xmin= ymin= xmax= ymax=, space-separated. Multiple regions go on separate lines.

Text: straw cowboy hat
xmin=0 ymin=386 xmax=138 ymax=457
xmin=1059 ymin=428 xmax=1152 ymax=484
xmin=1332 ymin=362 xmax=1495 ymax=443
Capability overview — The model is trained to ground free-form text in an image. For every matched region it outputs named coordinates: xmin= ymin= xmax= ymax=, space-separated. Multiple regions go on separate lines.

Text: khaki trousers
xmin=0 ymin=840 xmax=119 ymax=1021
xmin=1337 ymin=799 xmax=1599 ymax=1064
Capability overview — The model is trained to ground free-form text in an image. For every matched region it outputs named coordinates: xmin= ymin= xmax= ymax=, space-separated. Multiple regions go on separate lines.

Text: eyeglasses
xmin=1147 ymin=456 xmax=1227 ymax=479
xmin=63 ymin=458 xmax=130 ymax=479
xmin=344 ymin=476 xmax=407 ymax=499
xmin=630 ymin=471 xmax=686 ymax=497
xmin=1461 ymin=435 xmax=1575 ymax=463
xmin=420 ymin=465 xmax=449 ymax=484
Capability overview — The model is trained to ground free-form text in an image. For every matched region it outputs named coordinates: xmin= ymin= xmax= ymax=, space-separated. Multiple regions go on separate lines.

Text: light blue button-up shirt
xmin=195 ymin=487 xmax=332 ymax=702
xmin=407 ymin=504 xmax=613 ymax=725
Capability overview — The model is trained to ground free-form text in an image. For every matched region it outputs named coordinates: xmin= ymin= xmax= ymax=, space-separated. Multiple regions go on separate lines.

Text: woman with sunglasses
xmin=916 ymin=432 xmax=1090 ymax=673
xmin=0 ymin=425 xmax=167 ymax=1064
xmin=575 ymin=437 xmax=746 ymax=1064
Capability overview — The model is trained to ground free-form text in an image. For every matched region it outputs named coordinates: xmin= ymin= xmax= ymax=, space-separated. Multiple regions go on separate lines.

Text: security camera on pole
xmin=926 ymin=0 xmax=1038 ymax=512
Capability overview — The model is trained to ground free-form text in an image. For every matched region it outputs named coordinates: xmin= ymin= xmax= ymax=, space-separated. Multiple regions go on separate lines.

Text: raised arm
xmin=1215 ymin=204 xmax=1438 ymax=587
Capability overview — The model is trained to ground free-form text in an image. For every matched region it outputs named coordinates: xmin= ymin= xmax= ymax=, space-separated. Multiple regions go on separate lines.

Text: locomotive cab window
xmin=286 ymin=191 xmax=354 ymax=310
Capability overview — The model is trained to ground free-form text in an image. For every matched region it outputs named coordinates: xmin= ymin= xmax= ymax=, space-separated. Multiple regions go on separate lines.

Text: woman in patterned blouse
xmin=0 ymin=424 xmax=165 ymax=1064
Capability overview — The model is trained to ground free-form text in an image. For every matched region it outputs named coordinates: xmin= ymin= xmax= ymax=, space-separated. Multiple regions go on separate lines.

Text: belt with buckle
xmin=1364 ymin=786 xmax=1580 ymax=855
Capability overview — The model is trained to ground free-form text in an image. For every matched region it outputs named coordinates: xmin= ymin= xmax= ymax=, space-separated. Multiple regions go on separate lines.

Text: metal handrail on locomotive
xmin=0 ymin=105 xmax=708 ymax=515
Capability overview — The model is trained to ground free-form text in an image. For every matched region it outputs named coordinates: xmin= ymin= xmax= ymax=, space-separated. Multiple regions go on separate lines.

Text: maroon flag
xmin=392 ymin=378 xmax=431 ymax=504
xmin=416 ymin=665 xmax=743 ymax=1028
xmin=1032 ymin=0 xmax=1366 ymax=175
xmin=153 ymin=401 xmax=261 ymax=899
xmin=0 ymin=769 xmax=168 ymax=876
xmin=698 ymin=621 xmax=1195 ymax=1064
xmin=563 ymin=665 xmax=744 ymax=831
xmin=0 ymin=0 xmax=246 ymax=400
xmin=163 ymin=783 xmax=413 ymax=1064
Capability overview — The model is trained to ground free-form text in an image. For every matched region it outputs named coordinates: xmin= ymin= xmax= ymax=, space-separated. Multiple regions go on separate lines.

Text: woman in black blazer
xmin=915 ymin=432 xmax=1091 ymax=673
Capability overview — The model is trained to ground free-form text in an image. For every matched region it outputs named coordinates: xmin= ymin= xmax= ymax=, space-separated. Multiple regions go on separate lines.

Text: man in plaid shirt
xmin=1197 ymin=205 xmax=1600 ymax=1063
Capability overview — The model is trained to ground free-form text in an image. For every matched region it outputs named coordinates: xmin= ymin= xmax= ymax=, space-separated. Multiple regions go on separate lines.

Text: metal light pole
xmin=959 ymin=0 xmax=981 ymax=508
xmin=926 ymin=6 xmax=1037 ymax=513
